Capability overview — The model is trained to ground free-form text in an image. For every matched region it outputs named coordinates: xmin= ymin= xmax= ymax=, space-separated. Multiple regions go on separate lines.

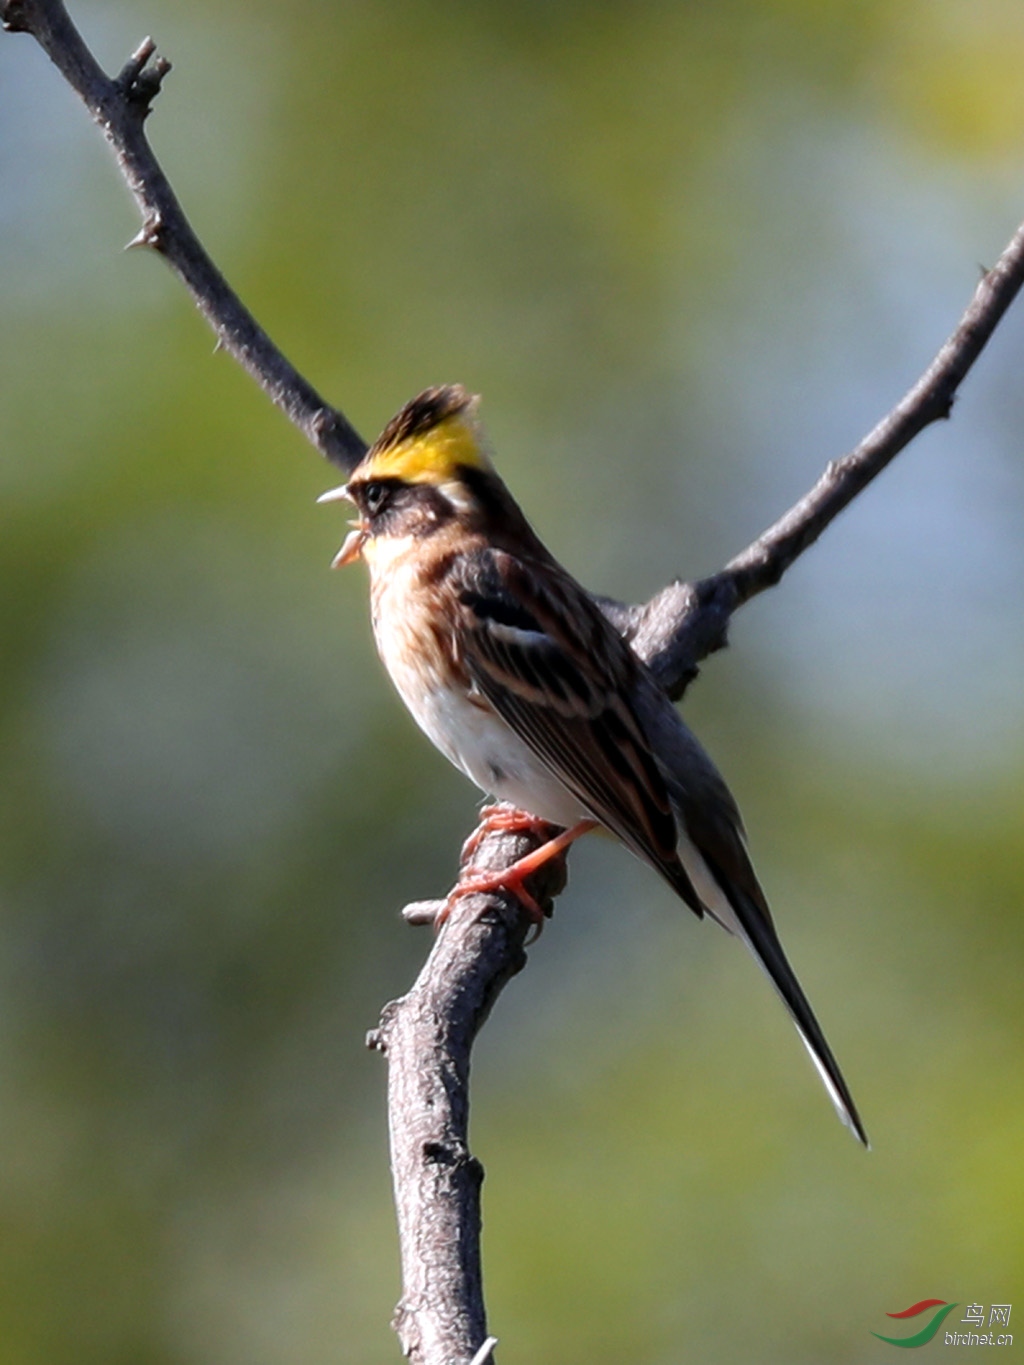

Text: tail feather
xmin=625 ymin=676 xmax=868 ymax=1143
xmin=726 ymin=880 xmax=870 ymax=1148
xmin=674 ymin=831 xmax=868 ymax=1147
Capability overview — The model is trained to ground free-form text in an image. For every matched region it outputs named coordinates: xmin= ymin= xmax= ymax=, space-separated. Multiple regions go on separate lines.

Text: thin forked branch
xmin=6 ymin=0 xmax=1024 ymax=684
xmin=621 ymin=219 xmax=1024 ymax=697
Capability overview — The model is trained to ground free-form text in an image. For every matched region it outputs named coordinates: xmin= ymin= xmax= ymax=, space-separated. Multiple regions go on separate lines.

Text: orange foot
xmin=459 ymin=803 xmax=558 ymax=866
xmin=443 ymin=817 xmax=598 ymax=937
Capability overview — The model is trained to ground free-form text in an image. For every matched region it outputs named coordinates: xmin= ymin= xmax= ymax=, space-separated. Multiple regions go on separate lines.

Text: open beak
xmin=331 ymin=521 xmax=368 ymax=568
xmin=318 ymin=483 xmax=367 ymax=568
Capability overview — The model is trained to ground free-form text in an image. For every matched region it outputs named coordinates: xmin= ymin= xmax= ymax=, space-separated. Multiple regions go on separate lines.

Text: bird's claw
xmin=459 ymin=803 xmax=557 ymax=865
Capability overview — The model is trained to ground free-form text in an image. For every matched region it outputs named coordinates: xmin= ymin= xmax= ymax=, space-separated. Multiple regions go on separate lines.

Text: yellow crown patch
xmin=355 ymin=385 xmax=491 ymax=485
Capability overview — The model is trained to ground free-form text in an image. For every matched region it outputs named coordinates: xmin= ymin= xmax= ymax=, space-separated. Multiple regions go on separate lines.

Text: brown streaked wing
xmin=454 ymin=550 xmax=703 ymax=915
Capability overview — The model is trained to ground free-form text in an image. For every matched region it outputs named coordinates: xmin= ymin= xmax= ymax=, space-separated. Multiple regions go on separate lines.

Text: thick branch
xmin=368 ymin=821 xmax=566 ymax=1365
xmin=1 ymin=0 xmax=367 ymax=468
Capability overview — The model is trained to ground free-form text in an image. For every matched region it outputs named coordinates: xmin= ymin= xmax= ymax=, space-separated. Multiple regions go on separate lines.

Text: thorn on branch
xmin=115 ymin=36 xmax=171 ymax=117
xmin=469 ymin=1336 xmax=500 ymax=1365
xmin=124 ymin=215 xmax=165 ymax=252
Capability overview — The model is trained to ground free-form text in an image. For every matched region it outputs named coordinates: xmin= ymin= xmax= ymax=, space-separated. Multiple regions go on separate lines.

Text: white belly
xmin=405 ymin=678 xmax=587 ymax=828
xmin=368 ymin=543 xmax=585 ymax=827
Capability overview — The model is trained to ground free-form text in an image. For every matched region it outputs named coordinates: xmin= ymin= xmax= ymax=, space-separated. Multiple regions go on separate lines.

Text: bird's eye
xmin=362 ymin=481 xmax=390 ymax=516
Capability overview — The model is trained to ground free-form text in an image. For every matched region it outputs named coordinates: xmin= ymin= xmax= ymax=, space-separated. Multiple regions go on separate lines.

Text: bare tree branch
xmin=1 ymin=0 xmax=367 ymax=468
xmin=6 ymin=4 xmax=1024 ymax=1363
xmin=368 ymin=820 xmax=567 ymax=1365
xmin=8 ymin=0 xmax=1023 ymax=681
xmin=615 ymin=221 xmax=1024 ymax=698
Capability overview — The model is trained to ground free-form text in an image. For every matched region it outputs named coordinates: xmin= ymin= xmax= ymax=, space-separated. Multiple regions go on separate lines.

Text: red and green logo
xmin=872 ymin=1300 xmax=959 ymax=1348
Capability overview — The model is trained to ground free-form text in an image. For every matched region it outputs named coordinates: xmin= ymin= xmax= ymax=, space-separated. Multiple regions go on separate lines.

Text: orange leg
xmin=444 ymin=817 xmax=598 ymax=933
xmin=459 ymin=803 xmax=560 ymax=866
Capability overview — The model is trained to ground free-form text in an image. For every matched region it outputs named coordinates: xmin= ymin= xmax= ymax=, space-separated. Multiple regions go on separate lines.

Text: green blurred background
xmin=2 ymin=1 xmax=1023 ymax=1361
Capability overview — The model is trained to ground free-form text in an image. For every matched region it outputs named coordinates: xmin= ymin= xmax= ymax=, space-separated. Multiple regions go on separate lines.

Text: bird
xmin=319 ymin=383 xmax=868 ymax=1146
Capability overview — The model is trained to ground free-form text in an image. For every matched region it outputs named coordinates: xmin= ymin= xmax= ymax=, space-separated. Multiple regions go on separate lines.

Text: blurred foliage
xmin=1 ymin=1 xmax=1023 ymax=1361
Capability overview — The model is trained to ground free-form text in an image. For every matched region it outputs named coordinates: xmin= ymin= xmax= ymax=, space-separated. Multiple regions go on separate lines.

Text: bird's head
xmin=319 ymin=385 xmax=525 ymax=568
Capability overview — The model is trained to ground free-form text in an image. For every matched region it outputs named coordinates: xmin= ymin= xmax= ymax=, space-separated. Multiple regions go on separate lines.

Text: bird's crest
xmin=357 ymin=385 xmax=491 ymax=485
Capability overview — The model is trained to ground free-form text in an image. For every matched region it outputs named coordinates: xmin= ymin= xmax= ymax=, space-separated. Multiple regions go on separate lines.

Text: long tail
xmin=675 ymin=832 xmax=869 ymax=1147
xmin=622 ymin=678 xmax=868 ymax=1143
xmin=722 ymin=878 xmax=869 ymax=1147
